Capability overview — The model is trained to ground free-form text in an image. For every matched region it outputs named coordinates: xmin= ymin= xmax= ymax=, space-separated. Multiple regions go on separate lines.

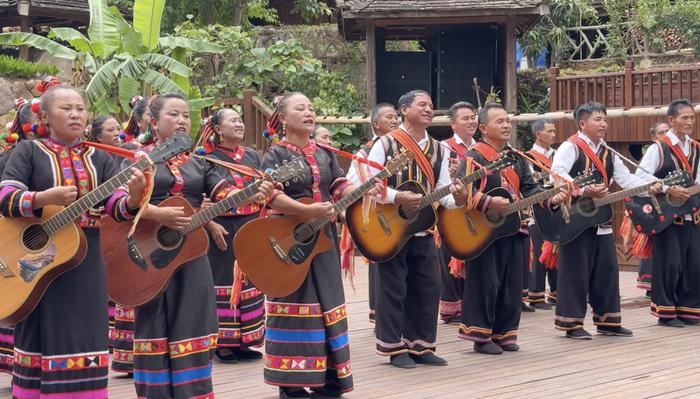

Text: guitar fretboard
xmin=41 ymin=157 xmax=151 ymax=236
xmin=504 ymin=185 xmax=563 ymax=215
xmin=593 ymin=182 xmax=654 ymax=207
xmin=183 ymin=181 xmax=264 ymax=234
xmin=418 ymin=167 xmax=489 ymax=208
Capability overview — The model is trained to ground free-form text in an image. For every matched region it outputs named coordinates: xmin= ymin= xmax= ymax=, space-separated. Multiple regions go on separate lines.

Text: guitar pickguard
xmin=288 ymin=227 xmax=320 ymax=265
xmin=17 ymin=243 xmax=56 ymax=283
xmin=149 ymin=239 xmax=185 ymax=269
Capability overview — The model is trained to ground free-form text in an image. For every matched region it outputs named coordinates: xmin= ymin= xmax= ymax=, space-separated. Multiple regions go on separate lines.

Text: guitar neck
xmin=300 ymin=167 xmax=392 ymax=239
xmin=41 ymin=157 xmax=151 ymax=236
xmin=593 ymin=182 xmax=653 ymax=207
xmin=184 ymin=180 xmax=264 ymax=233
xmin=419 ymin=167 xmax=488 ymax=208
xmin=504 ymin=185 xmax=561 ymax=215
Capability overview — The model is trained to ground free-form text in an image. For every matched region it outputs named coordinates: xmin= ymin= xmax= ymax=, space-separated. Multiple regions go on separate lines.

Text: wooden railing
xmin=550 ymin=61 xmax=700 ymax=112
xmin=208 ymin=89 xmax=274 ymax=153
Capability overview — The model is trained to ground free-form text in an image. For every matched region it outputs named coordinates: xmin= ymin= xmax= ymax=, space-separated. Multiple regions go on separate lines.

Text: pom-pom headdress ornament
xmin=262 ymin=95 xmax=284 ymax=143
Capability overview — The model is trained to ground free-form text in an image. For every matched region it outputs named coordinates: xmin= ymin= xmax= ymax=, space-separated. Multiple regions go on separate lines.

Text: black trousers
xmin=375 ymin=235 xmax=440 ymax=355
xmin=439 ymin=245 xmax=462 ymax=320
xmin=650 ymin=222 xmax=700 ymax=320
xmin=555 ymin=227 xmax=621 ymax=331
xmin=637 ymin=258 xmax=652 ymax=291
xmin=368 ymin=262 xmax=378 ymax=322
xmin=458 ymin=234 xmax=525 ymax=346
xmin=528 ymin=224 xmax=557 ymax=303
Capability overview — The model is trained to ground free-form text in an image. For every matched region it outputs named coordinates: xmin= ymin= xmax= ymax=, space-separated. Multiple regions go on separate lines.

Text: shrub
xmin=0 ymin=55 xmax=59 ymax=79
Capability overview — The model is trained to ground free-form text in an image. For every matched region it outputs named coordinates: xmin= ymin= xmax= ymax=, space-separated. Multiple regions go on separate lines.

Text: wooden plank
xmin=365 ymin=21 xmax=377 ymax=110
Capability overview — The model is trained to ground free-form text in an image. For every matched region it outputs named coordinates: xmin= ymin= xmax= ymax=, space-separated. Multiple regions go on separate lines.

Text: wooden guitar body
xmin=532 ymin=197 xmax=613 ymax=244
xmin=233 ymin=198 xmax=332 ymax=298
xmin=437 ymin=187 xmax=520 ymax=260
xmin=625 ymin=194 xmax=700 ymax=235
xmin=0 ymin=205 xmax=86 ymax=326
xmin=345 ymin=181 xmax=437 ymax=262
xmin=102 ymin=196 xmax=209 ymax=307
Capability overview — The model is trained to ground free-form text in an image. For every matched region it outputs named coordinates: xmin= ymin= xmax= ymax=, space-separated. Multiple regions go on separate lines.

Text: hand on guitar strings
xmin=147 ymin=205 xmax=192 ymax=230
xmin=551 ymin=186 xmax=571 ymax=206
xmin=200 ymin=195 xmax=213 ymax=210
xmin=487 ymin=196 xmax=510 ymax=214
xmin=450 ymin=179 xmax=469 ymax=207
xmin=255 ymin=180 xmax=276 ymax=202
xmin=667 ymin=185 xmax=689 ymax=202
xmin=33 ymin=185 xmax=78 ymax=208
xmin=395 ymin=190 xmax=423 ymax=213
xmin=365 ymin=178 xmax=385 ymax=197
xmin=582 ymin=183 xmax=608 ymax=198
xmin=206 ymin=220 xmax=229 ymax=251
xmin=301 ymin=201 xmax=335 ymax=219
xmin=125 ymin=168 xmax=147 ymax=208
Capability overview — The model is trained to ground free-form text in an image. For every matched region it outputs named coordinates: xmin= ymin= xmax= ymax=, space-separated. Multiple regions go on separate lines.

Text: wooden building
xmin=337 ymin=0 xmax=548 ymax=114
xmin=0 ymin=0 xmax=88 ymax=58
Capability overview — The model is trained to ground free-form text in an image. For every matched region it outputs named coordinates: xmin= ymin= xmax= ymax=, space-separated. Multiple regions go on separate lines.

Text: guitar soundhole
xmin=577 ymin=198 xmax=597 ymax=217
xmin=293 ymin=224 xmax=315 ymax=246
xmin=485 ymin=210 xmax=504 ymax=226
xmin=156 ymin=226 xmax=183 ymax=250
xmin=22 ymin=224 xmax=49 ymax=251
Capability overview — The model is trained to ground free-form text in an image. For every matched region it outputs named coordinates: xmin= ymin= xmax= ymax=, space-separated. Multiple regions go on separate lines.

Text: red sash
xmin=444 ymin=137 xmax=469 ymax=159
xmin=569 ymin=136 xmax=609 ymax=186
xmin=389 ymin=128 xmax=435 ymax=188
xmin=526 ymin=149 xmax=553 ymax=169
xmin=658 ymin=134 xmax=693 ymax=173
xmin=472 ymin=142 xmax=520 ymax=196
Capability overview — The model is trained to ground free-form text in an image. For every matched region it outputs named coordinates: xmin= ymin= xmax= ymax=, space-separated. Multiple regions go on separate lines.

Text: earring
xmin=282 ymin=121 xmax=287 ymax=136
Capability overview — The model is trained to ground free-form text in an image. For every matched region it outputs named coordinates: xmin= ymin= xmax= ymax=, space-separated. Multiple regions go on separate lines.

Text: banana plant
xmin=0 ymin=0 xmax=222 ymax=123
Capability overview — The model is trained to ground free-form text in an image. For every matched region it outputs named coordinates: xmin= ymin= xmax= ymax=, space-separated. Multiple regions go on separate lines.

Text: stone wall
xmin=0 ymin=77 xmax=43 ymax=127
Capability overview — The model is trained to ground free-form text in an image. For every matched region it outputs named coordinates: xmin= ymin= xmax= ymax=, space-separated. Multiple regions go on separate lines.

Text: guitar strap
xmin=525 ymin=149 xmax=553 ymax=169
xmin=445 ymin=137 xmax=469 ymax=159
xmin=389 ymin=129 xmax=436 ymax=188
xmin=472 ymin=142 xmax=520 ymax=198
xmin=569 ymin=136 xmax=609 ymax=187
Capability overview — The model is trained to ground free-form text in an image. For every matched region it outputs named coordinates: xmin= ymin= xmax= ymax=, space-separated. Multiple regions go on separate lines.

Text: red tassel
xmin=448 ymin=257 xmax=465 ymax=278
xmin=632 ymin=233 xmax=652 ymax=259
xmin=339 ymin=225 xmax=356 ymax=291
xmin=539 ymin=241 xmax=559 ymax=270
xmin=229 ymin=261 xmax=244 ymax=309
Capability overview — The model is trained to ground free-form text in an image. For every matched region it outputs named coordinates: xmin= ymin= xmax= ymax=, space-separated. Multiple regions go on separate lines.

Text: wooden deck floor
xmin=2 ymin=269 xmax=699 ymax=399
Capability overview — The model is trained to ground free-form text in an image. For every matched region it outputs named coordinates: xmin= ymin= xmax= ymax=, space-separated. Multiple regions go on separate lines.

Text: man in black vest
xmin=636 ymin=98 xmax=700 ymax=327
xmin=551 ymin=102 xmax=661 ymax=339
xmin=459 ymin=103 xmax=568 ymax=355
xmin=356 ymin=90 xmax=469 ymax=368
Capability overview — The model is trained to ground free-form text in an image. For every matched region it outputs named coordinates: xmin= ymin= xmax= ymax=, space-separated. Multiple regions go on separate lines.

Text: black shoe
xmin=442 ymin=316 xmax=462 ymax=324
xmin=521 ymin=302 xmax=536 ymax=312
xmin=500 ymin=343 xmax=520 ymax=352
xmin=474 ymin=341 xmax=503 ymax=355
xmin=410 ymin=352 xmax=447 ymax=366
xmin=679 ymin=318 xmax=700 ymax=326
xmin=532 ymin=302 xmax=552 ymax=310
xmin=566 ymin=329 xmax=592 ymax=340
xmin=390 ymin=353 xmax=416 ymax=369
xmin=231 ymin=348 xmax=263 ymax=360
xmin=645 ymin=290 xmax=652 ymax=299
xmin=597 ymin=326 xmax=633 ymax=337
xmin=214 ymin=349 xmax=239 ymax=364
xmin=659 ymin=318 xmax=686 ymax=327
xmin=310 ymin=385 xmax=343 ymax=397
xmin=279 ymin=387 xmax=311 ymax=399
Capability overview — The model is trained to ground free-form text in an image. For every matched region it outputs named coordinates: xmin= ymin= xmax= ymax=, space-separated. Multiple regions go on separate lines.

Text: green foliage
xmin=520 ymin=0 xmax=599 ymax=64
xmin=516 ymin=68 xmax=550 ymax=150
xmin=175 ymin=22 xmax=366 ymax=150
xmin=0 ymin=55 xmax=59 ymax=78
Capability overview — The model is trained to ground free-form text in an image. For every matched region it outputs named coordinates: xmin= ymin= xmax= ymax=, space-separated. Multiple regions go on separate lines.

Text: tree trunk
xmin=232 ymin=0 xmax=245 ymax=26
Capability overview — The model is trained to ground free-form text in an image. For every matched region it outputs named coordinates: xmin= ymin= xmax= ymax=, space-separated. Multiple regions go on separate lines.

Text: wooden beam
xmin=504 ymin=19 xmax=517 ymax=113
xmin=365 ymin=21 xmax=377 ymax=110
xmin=19 ymin=15 xmax=30 ymax=60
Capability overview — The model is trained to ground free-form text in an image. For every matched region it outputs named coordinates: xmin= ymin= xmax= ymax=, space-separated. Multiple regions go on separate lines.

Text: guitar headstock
xmin=148 ymin=134 xmax=192 ymax=163
xmin=267 ymin=157 xmax=308 ymax=184
xmin=485 ymin=150 xmax=517 ymax=172
xmin=663 ymin=169 xmax=692 ymax=187
xmin=572 ymin=171 xmax=599 ymax=189
xmin=385 ymin=150 xmax=415 ymax=175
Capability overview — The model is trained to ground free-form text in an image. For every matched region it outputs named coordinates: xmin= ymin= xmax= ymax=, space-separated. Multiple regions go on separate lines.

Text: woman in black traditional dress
xmin=0 ymin=85 xmax=146 ymax=399
xmin=130 ymin=94 xmax=273 ymax=399
xmin=198 ymin=108 xmax=266 ymax=363
xmin=261 ymin=93 xmax=360 ymax=399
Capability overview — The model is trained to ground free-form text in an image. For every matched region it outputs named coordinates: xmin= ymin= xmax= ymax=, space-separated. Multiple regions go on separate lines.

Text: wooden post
xmin=243 ymin=89 xmax=256 ymax=147
xmin=624 ymin=60 xmax=634 ymax=109
xmin=18 ymin=0 xmax=31 ymax=60
xmin=365 ymin=20 xmax=377 ymax=111
xmin=504 ymin=19 xmax=517 ymax=113
xmin=549 ymin=66 xmax=559 ymax=112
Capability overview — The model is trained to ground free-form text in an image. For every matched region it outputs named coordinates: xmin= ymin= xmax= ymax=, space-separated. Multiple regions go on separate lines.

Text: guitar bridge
xmin=0 ymin=257 xmax=14 ymax=278
xmin=377 ymin=211 xmax=392 ymax=236
xmin=269 ymin=237 xmax=292 ymax=264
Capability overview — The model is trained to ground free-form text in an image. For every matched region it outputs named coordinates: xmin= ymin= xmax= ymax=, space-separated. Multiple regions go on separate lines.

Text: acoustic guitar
xmin=624 ymin=180 xmax=699 ymax=235
xmin=0 ymin=135 xmax=190 ymax=326
xmin=234 ymin=150 xmax=414 ymax=298
xmin=533 ymin=170 xmax=690 ymax=244
xmin=437 ymin=172 xmax=597 ymax=260
xmin=102 ymin=157 xmax=308 ymax=307
xmin=345 ymin=151 xmax=517 ymax=262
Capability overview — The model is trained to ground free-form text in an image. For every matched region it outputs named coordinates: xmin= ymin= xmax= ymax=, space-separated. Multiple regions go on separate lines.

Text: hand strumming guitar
xmin=487 ymin=196 xmax=510 ymax=214
xmin=301 ymin=201 xmax=335 ymax=219
xmin=33 ymin=186 xmax=78 ymax=208
xmin=395 ymin=191 xmax=423 ymax=213
xmin=667 ymin=185 xmax=690 ymax=202
xmin=145 ymin=205 xmax=192 ymax=230
xmin=583 ymin=183 xmax=608 ymax=198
